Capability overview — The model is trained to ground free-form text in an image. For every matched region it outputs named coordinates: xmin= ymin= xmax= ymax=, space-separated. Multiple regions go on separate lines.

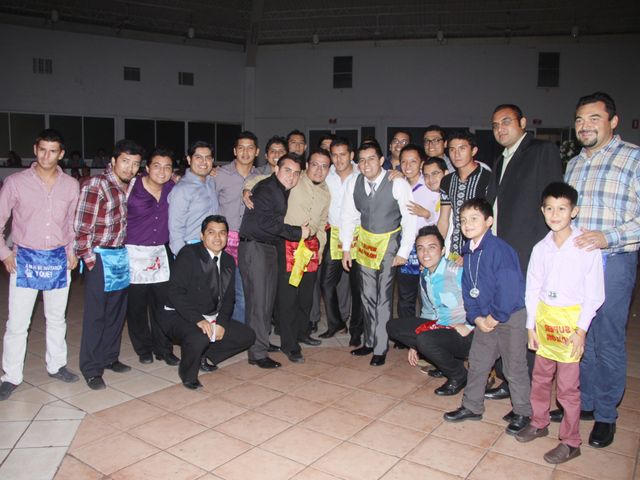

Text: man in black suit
xmin=484 ymin=104 xmax=563 ymax=404
xmin=159 ymin=215 xmax=255 ymax=390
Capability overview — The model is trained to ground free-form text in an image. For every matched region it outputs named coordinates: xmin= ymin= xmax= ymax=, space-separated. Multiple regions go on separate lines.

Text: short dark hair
xmin=35 ymin=129 xmax=65 ymax=150
xmin=400 ymin=144 xmax=427 ymax=163
xmin=309 ymin=148 xmax=331 ymax=163
xmin=277 ymin=152 xmax=305 ymax=169
xmin=493 ymin=104 xmax=524 ymax=121
xmin=235 ymin=131 xmax=258 ymax=148
xmin=201 ymin=214 xmax=228 ymax=234
xmin=148 ymin=146 xmax=175 ymax=164
xmin=447 ymin=129 xmax=477 ymax=150
xmin=330 ymin=137 xmax=353 ymax=153
xmin=357 ymin=141 xmax=383 ymax=159
xmin=423 ymin=125 xmax=447 ymax=141
xmin=317 ymin=134 xmax=336 ymax=148
xmin=460 ymin=198 xmax=493 ymax=219
xmin=416 ymin=225 xmax=445 ymax=249
xmin=392 ymin=129 xmax=412 ymax=141
xmin=287 ymin=129 xmax=306 ymax=143
xmin=541 ymin=181 xmax=578 ymax=207
xmin=576 ymin=91 xmax=617 ymax=120
xmin=266 ymin=135 xmax=287 ymax=152
xmin=423 ymin=156 xmax=448 ymax=173
xmin=188 ymin=140 xmax=214 ymax=157
xmin=113 ymin=139 xmax=144 ymax=159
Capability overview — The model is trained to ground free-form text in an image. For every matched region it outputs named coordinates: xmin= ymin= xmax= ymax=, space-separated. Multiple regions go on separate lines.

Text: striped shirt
xmin=565 ymin=135 xmax=640 ymax=254
xmin=440 ymin=165 xmax=491 ymax=255
xmin=74 ymin=165 xmax=128 ymax=269
xmin=420 ymin=257 xmax=467 ymax=326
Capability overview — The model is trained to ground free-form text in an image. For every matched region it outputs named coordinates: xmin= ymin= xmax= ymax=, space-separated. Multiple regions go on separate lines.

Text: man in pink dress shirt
xmin=0 ymin=129 xmax=80 ymax=400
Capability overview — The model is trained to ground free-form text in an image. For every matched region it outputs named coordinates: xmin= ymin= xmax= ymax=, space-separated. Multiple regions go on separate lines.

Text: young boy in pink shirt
xmin=515 ymin=182 xmax=604 ymax=464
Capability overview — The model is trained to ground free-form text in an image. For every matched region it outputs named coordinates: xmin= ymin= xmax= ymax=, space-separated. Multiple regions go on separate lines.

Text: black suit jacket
xmin=163 ymin=243 xmax=235 ymax=328
xmin=486 ymin=135 xmax=563 ymax=273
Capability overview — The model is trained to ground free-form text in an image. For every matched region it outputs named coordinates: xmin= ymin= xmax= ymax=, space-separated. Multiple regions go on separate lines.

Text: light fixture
xmin=312 ymin=33 xmax=319 ymax=45
xmin=436 ymin=29 xmax=444 ymax=44
xmin=187 ymin=26 xmax=195 ymax=39
xmin=50 ymin=9 xmax=59 ymax=23
xmin=571 ymin=25 xmax=579 ymax=39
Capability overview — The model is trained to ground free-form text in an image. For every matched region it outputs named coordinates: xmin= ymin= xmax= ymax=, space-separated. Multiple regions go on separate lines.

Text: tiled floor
xmin=0 ymin=271 xmax=639 ymax=479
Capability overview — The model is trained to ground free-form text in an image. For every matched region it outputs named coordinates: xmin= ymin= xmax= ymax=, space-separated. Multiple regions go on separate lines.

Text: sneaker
xmin=86 ymin=376 xmax=106 ymax=390
xmin=48 ymin=366 xmax=80 ymax=383
xmin=543 ymin=443 xmax=581 ymax=464
xmin=0 ymin=381 xmax=18 ymax=401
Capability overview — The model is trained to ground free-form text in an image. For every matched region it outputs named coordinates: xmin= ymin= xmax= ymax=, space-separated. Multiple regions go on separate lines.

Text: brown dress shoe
xmin=543 ymin=443 xmax=581 ymax=464
xmin=515 ymin=424 xmax=549 ymax=443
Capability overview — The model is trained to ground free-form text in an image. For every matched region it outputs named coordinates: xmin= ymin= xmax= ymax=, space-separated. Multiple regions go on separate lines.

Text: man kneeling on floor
xmin=387 ymin=226 xmax=473 ymax=396
xmin=159 ymin=215 xmax=255 ymax=390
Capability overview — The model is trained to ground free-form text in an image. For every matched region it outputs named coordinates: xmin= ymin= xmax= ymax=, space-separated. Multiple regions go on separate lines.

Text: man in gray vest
xmin=340 ymin=141 xmax=417 ymax=366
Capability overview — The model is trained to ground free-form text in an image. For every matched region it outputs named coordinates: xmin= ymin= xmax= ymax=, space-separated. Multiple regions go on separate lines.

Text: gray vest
xmin=354 ymin=171 xmax=402 ymax=234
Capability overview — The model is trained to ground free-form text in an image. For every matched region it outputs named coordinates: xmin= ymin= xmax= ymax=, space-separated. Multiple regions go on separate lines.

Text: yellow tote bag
xmin=289 ymin=241 xmax=314 ymax=287
xmin=329 ymin=226 xmax=359 ymax=261
xmin=535 ymin=302 xmax=582 ymax=363
xmin=356 ymin=227 xmax=400 ymax=270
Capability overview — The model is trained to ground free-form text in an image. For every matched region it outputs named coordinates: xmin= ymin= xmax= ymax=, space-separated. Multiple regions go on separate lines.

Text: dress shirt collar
xmin=502 ymin=132 xmax=527 ymax=161
xmin=366 ymin=169 xmax=386 ymax=191
xmin=577 ymin=134 xmax=621 ymax=159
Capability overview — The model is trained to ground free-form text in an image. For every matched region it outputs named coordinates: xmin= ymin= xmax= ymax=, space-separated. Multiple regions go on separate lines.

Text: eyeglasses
xmin=423 ymin=138 xmax=443 ymax=146
xmin=308 ymin=161 xmax=330 ymax=171
xmin=491 ymin=117 xmax=518 ymax=130
xmin=391 ymin=139 xmax=409 ymax=146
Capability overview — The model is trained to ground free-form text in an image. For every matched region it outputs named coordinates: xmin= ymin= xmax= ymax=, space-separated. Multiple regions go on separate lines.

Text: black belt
xmin=97 ymin=245 xmax=125 ymax=250
xmin=239 ymin=236 xmax=271 ymax=246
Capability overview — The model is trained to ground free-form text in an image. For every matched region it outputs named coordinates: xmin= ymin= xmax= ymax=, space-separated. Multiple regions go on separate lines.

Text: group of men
xmin=0 ymin=92 xmax=638 ymax=455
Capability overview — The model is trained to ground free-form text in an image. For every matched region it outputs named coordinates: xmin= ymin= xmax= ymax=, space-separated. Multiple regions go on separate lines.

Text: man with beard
xmin=74 ymin=139 xmax=143 ymax=389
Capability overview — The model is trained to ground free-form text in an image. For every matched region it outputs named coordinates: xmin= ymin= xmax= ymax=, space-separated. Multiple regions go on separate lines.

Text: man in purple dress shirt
xmin=125 ymin=147 xmax=179 ymax=366
xmin=0 ymin=129 xmax=80 ymax=400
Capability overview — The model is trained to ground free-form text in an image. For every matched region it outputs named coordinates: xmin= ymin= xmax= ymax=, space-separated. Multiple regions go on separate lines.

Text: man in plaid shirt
xmin=74 ymin=139 xmax=143 ymax=390
xmin=563 ymin=92 xmax=640 ymax=449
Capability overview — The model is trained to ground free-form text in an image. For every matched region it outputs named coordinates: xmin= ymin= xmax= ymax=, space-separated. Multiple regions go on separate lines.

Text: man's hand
xmin=453 ymin=324 xmax=472 ymax=337
xmin=197 ymin=320 xmax=214 ymax=338
xmin=2 ymin=254 xmax=16 ymax=274
xmin=407 ymin=347 xmax=419 ymax=366
xmin=214 ymin=324 xmax=226 ymax=341
xmin=301 ymin=223 xmax=310 ymax=240
xmin=574 ymin=228 xmax=607 ymax=251
xmin=392 ymin=255 xmax=408 ymax=267
xmin=342 ymin=251 xmax=352 ymax=272
xmin=568 ymin=328 xmax=586 ymax=359
xmin=67 ymin=252 xmax=78 ymax=270
xmin=527 ymin=329 xmax=539 ymax=351
xmin=387 ymin=170 xmax=404 ymax=181
xmin=475 ymin=315 xmax=498 ymax=333
xmin=242 ymin=190 xmax=254 ymax=210
xmin=407 ymin=201 xmax=431 ymax=219
xmin=209 ymin=166 xmax=218 ymax=177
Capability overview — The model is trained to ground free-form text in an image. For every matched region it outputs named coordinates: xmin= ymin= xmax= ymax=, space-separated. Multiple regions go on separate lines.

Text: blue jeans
xmin=580 ymin=251 xmax=637 ymax=423
xmin=231 ymin=266 xmax=246 ymax=324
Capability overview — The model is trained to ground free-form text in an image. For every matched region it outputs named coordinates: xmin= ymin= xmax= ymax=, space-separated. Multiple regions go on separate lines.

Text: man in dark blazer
xmin=484 ymin=104 xmax=563 ymax=404
xmin=159 ymin=215 xmax=255 ymax=389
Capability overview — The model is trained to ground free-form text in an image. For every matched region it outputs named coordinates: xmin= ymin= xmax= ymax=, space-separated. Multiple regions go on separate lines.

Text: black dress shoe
xmin=370 ymin=354 xmax=386 ymax=366
xmin=300 ymin=336 xmax=322 ymax=346
xmin=105 ymin=360 xmax=131 ymax=373
xmin=505 ymin=414 xmax=531 ymax=435
xmin=311 ymin=323 xmax=318 ymax=333
xmin=319 ymin=323 xmax=346 ymax=339
xmin=348 ymin=336 xmax=361 ymax=347
xmin=549 ymin=408 xmax=594 ymax=423
xmin=503 ymin=410 xmax=517 ymax=423
xmin=285 ymin=351 xmax=305 ymax=363
xmin=200 ymin=357 xmax=218 ymax=372
xmin=248 ymin=357 xmax=282 ymax=369
xmin=427 ymin=368 xmax=444 ymax=378
xmin=435 ymin=379 xmax=466 ymax=396
xmin=588 ymin=421 xmax=616 ymax=448
xmin=267 ymin=343 xmax=281 ymax=352
xmin=86 ymin=376 xmax=106 ymax=390
xmin=182 ymin=380 xmax=203 ymax=390
xmin=484 ymin=384 xmax=510 ymax=400
xmin=351 ymin=346 xmax=373 ymax=356
xmin=444 ymin=406 xmax=482 ymax=422
xmin=156 ymin=353 xmax=180 ymax=366
xmin=139 ymin=353 xmax=153 ymax=364
xmin=393 ymin=342 xmax=408 ymax=350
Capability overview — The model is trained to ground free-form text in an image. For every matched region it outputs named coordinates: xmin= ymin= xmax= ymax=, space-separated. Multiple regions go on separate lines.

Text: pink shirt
xmin=525 ymin=226 xmax=605 ymax=331
xmin=0 ymin=163 xmax=79 ymax=259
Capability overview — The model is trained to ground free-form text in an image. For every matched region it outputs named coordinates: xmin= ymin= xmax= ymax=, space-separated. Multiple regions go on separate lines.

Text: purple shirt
xmin=125 ymin=175 xmax=174 ymax=246
xmin=525 ymin=226 xmax=605 ymax=331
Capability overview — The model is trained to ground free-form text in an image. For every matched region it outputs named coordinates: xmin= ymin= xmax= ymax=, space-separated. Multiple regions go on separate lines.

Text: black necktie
xmin=212 ymin=256 xmax=221 ymax=312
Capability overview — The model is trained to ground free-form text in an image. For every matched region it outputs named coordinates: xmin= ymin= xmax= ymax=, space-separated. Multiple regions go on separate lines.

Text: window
xmin=178 ymin=72 xmax=194 ymax=86
xmin=32 ymin=57 xmax=53 ymax=74
xmin=124 ymin=119 xmax=154 ymax=153
xmin=124 ymin=66 xmax=141 ymax=82
xmin=9 ymin=113 xmax=46 ymax=158
xmin=50 ymin=115 xmax=82 ymax=160
xmin=538 ymin=52 xmax=560 ymax=88
xmin=83 ymin=117 xmax=115 ymax=159
xmin=333 ymin=56 xmax=353 ymax=89
xmin=156 ymin=120 xmax=185 ymax=158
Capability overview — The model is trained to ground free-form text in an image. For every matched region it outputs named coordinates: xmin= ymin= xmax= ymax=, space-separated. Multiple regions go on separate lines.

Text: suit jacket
xmin=486 ymin=135 xmax=563 ymax=273
xmin=163 ymin=243 xmax=235 ymax=328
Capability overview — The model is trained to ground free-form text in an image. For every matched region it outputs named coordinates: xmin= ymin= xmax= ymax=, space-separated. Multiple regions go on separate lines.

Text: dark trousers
xmin=387 ymin=316 xmax=473 ymax=383
xmin=79 ymin=254 xmax=128 ymax=378
xmin=395 ymin=272 xmax=420 ymax=318
xmin=126 ymin=282 xmax=174 ymax=358
xmin=312 ymin=241 xmax=351 ymax=326
xmin=320 ymin=245 xmax=363 ymax=339
xmin=160 ymin=311 xmax=255 ymax=383
xmin=238 ymin=240 xmax=277 ymax=361
xmin=275 ymin=242 xmax=316 ymax=355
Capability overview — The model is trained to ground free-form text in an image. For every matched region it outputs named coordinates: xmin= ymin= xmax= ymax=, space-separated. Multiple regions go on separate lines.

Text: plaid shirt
xmin=74 ymin=165 xmax=128 ymax=269
xmin=565 ymin=135 xmax=640 ymax=254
